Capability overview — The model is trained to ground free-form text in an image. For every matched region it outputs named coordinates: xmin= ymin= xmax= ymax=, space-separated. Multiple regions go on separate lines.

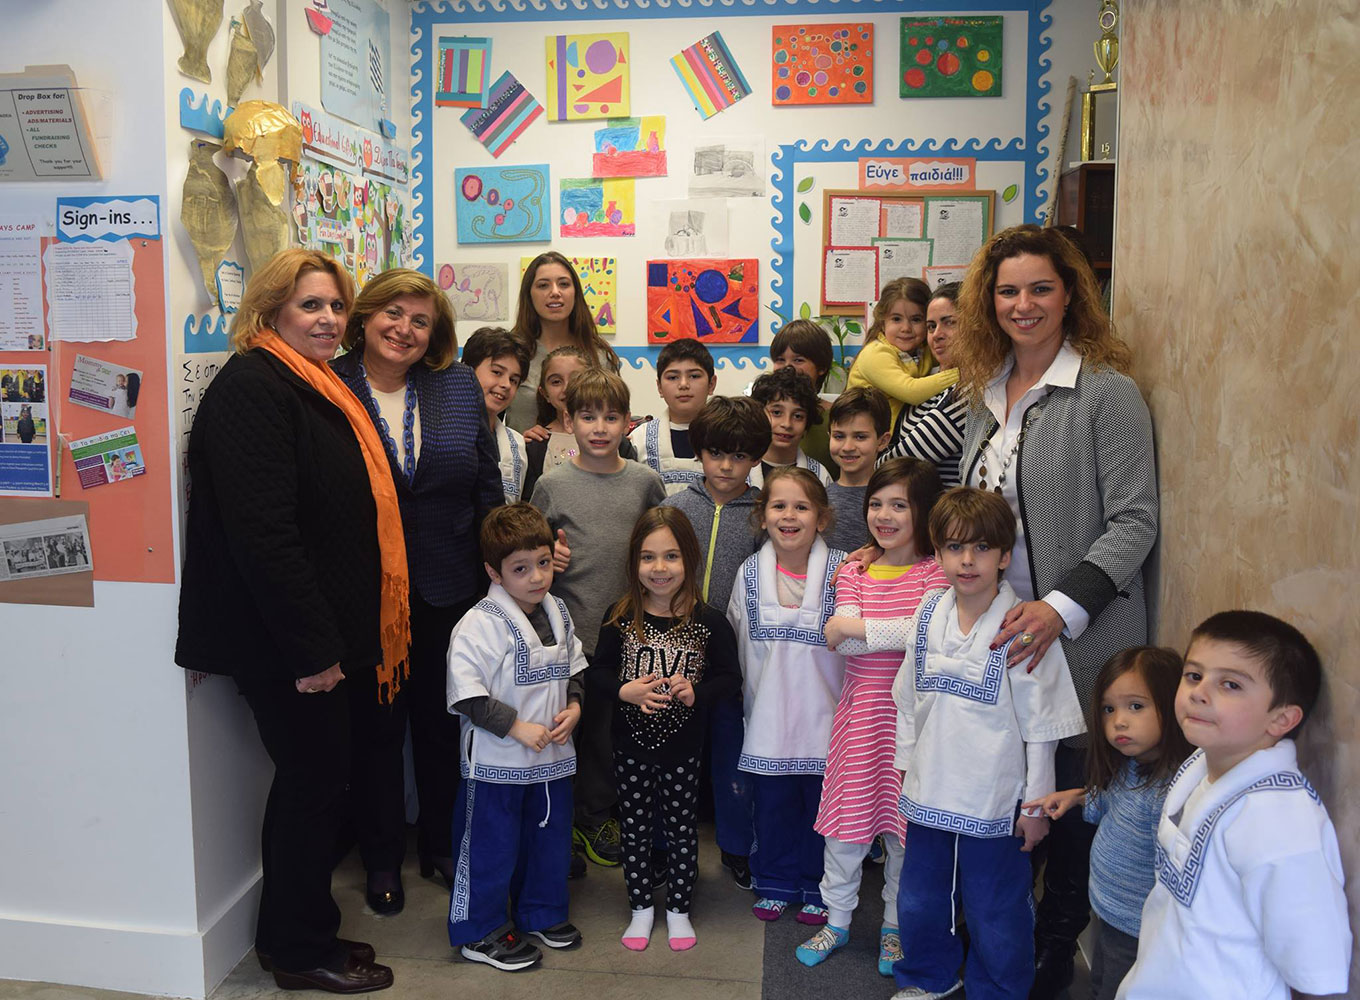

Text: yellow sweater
xmin=846 ymin=339 xmax=959 ymax=426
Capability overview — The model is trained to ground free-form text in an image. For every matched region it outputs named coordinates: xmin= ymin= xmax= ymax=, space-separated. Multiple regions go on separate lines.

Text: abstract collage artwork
xmin=671 ymin=31 xmax=751 ymax=119
xmin=436 ymin=36 xmax=491 ymax=107
xmin=454 ymin=164 xmax=551 ymax=244
xmin=460 ymin=71 xmax=542 ymax=158
xmin=772 ymin=23 xmax=874 ymax=105
xmin=899 ymin=16 xmax=1003 ymax=98
xmin=646 ymin=259 xmax=759 ymax=344
xmin=545 ymin=32 xmax=630 ymax=121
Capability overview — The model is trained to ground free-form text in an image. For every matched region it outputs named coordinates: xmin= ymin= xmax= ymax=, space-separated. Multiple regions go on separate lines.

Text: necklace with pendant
xmin=977 ymin=402 xmax=1044 ymax=493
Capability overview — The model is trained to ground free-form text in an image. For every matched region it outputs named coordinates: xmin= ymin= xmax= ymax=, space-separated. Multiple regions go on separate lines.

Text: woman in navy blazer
xmin=331 ymin=269 xmax=504 ymax=914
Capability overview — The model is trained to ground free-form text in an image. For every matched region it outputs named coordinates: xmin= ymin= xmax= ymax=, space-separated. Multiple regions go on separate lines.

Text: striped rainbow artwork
xmin=461 ymin=71 xmax=543 ymax=158
xmin=671 ymin=31 xmax=751 ymax=120
xmin=437 ymin=36 xmax=492 ymax=108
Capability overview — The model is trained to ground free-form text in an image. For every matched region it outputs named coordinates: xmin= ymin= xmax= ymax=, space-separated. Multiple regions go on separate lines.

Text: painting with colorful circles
xmin=771 ymin=23 xmax=873 ymax=106
xmin=544 ymin=32 xmax=631 ymax=122
xmin=646 ymin=259 xmax=759 ymax=345
xmin=899 ymin=16 xmax=1003 ymax=98
xmin=454 ymin=164 xmax=551 ymax=244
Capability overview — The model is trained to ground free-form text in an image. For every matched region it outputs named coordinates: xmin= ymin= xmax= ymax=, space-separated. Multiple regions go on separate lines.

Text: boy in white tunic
xmin=630 ymin=337 xmax=715 ymax=495
xmin=445 ymin=503 xmax=587 ymax=972
xmin=887 ymin=488 xmax=1085 ymax=1000
xmin=1116 ymin=611 xmax=1351 ymax=1000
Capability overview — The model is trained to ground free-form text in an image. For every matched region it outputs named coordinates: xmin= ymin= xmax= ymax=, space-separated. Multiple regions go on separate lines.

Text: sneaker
xmin=574 ymin=820 xmax=622 ymax=866
xmin=877 ymin=925 xmax=902 ymax=977
xmin=795 ymin=904 xmax=829 ymax=926
xmin=794 ymin=924 xmax=850 ymax=967
xmin=890 ymin=982 xmax=963 ymax=1000
xmin=568 ymin=841 xmax=587 ymax=880
xmin=526 ymin=921 xmax=582 ymax=950
xmin=720 ymin=851 xmax=752 ymax=890
xmin=651 ymin=848 xmax=669 ymax=888
xmin=751 ymin=897 xmax=788 ymax=921
xmin=867 ymin=834 xmax=886 ymax=864
xmin=460 ymin=925 xmax=542 ymax=972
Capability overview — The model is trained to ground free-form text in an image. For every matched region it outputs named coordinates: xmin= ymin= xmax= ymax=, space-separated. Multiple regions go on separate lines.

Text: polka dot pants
xmin=614 ymin=752 xmax=702 ymax=913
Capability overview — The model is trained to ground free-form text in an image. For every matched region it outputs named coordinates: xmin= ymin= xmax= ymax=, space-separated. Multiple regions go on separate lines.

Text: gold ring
xmin=1020 ymin=632 xmax=1035 ymax=646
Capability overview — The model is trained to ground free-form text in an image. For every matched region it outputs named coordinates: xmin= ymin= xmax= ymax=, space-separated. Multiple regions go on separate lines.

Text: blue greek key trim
xmin=898 ymin=794 xmax=1013 ymax=839
xmin=741 ymin=550 xmax=846 ymax=646
xmin=739 ymin=753 xmax=825 ymax=775
xmin=474 ymin=596 xmax=575 ymax=685
xmin=502 ymin=426 xmax=523 ymax=501
xmin=912 ymin=592 xmax=1012 ymax=704
xmin=806 ymin=457 xmax=826 ymax=482
xmin=644 ymin=419 xmax=661 ymax=474
xmin=1155 ymin=769 xmax=1320 ymax=908
xmin=461 ymin=756 xmax=578 ymax=784
xmin=450 ymin=780 xmax=476 ymax=925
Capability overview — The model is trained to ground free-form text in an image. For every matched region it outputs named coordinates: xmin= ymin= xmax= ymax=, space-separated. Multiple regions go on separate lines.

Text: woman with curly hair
xmin=952 ymin=223 xmax=1159 ymax=999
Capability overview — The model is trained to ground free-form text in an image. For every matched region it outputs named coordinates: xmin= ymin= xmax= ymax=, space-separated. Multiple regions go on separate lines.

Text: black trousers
xmin=1031 ymin=743 xmax=1097 ymax=955
xmin=238 ymin=667 xmax=351 ymax=973
xmin=573 ymin=651 xmax=616 ymax=829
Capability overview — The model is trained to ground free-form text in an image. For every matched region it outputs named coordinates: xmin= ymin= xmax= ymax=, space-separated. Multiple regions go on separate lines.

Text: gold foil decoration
xmin=226 ymin=19 xmax=258 ymax=105
xmin=243 ymin=0 xmax=276 ymax=77
xmin=168 ymin=0 xmax=224 ymax=84
xmin=236 ymin=161 xmax=291 ymax=273
xmin=221 ymin=100 xmax=301 ymax=208
xmin=181 ymin=140 xmax=238 ymax=301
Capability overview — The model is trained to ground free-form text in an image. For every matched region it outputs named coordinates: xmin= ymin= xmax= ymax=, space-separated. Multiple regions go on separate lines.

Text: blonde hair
xmin=343 ymin=268 xmax=457 ymax=370
xmin=230 ymin=249 xmax=355 ymax=354
xmin=954 ymin=224 xmax=1131 ymax=401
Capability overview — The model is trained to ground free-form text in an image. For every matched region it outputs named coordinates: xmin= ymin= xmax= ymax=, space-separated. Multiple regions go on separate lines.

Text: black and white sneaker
xmin=651 ymin=848 xmax=669 ymax=888
xmin=721 ymin=851 xmax=753 ymax=891
xmin=526 ymin=921 xmax=582 ymax=949
xmin=460 ymin=924 xmax=543 ymax=971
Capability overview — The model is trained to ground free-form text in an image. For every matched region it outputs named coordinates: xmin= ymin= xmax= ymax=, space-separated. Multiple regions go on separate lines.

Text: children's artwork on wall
xmin=454 ymin=164 xmax=550 ymax=244
xmin=688 ymin=139 xmax=765 ymax=198
xmin=521 ymin=255 xmax=617 ymax=334
xmin=559 ymin=177 xmax=635 ymax=238
xmin=591 ymin=116 xmax=666 ymax=178
xmin=545 ymin=32 xmax=630 ymax=121
xmin=645 ymin=198 xmax=729 ymax=257
xmin=437 ymin=262 xmax=509 ymax=322
xmin=293 ymin=159 xmax=411 ymax=286
xmin=436 ymin=36 xmax=492 ymax=108
xmin=670 ymin=31 xmax=751 ymax=119
xmin=899 ymin=16 xmax=1003 ymax=98
xmin=646 ymin=259 xmax=758 ymax=345
xmin=772 ymin=23 xmax=874 ymax=106
xmin=460 ymin=71 xmax=543 ymax=158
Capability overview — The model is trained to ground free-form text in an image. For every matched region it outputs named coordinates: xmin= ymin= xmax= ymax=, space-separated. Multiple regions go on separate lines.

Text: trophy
xmin=1082 ymin=1 xmax=1119 ymax=160
xmin=1094 ymin=1 xmax=1119 ymax=84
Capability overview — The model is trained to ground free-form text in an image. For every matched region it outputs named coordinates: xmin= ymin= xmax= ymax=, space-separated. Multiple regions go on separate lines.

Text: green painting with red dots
xmin=899 ymin=16 xmax=1003 ymax=98
xmin=772 ymin=23 xmax=874 ymax=106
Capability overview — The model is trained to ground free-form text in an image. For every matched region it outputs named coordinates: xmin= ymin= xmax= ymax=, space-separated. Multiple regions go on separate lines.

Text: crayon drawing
xmin=437 ymin=262 xmax=509 ymax=322
xmin=460 ymin=71 xmax=542 ymax=158
xmin=646 ymin=259 xmax=758 ymax=345
xmin=436 ymin=36 xmax=492 ymax=107
xmin=545 ymin=32 xmax=630 ymax=121
xmin=559 ymin=177 xmax=635 ymax=238
xmin=671 ymin=31 xmax=751 ymax=119
xmin=521 ymin=255 xmax=617 ymax=334
xmin=899 ymin=16 xmax=1003 ymax=98
xmin=591 ymin=116 xmax=667 ymax=178
xmin=772 ymin=23 xmax=874 ymax=105
xmin=454 ymin=164 xmax=551 ymax=244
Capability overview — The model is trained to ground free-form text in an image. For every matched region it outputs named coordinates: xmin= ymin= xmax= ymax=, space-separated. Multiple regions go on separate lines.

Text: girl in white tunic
xmin=726 ymin=466 xmax=846 ymax=926
xmin=462 ymin=327 xmax=531 ymax=502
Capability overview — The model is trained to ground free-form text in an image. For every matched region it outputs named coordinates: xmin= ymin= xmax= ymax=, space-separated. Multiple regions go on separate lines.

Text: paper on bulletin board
xmin=320 ymin=0 xmax=392 ymax=129
xmin=68 ymin=354 xmax=142 ymax=420
xmin=923 ymin=265 xmax=968 ymax=289
xmin=822 ymin=247 xmax=878 ymax=307
xmin=68 ymin=426 xmax=145 ymax=489
xmin=828 ymin=195 xmax=880 ymax=246
xmin=0 ymin=65 xmax=102 ymax=182
xmin=874 ymin=238 xmax=933 ymax=291
xmin=0 ymin=363 xmax=51 ymax=497
xmin=924 ymin=196 xmax=988 ymax=267
xmin=0 ymin=214 xmax=45 ymax=350
xmin=0 ymin=503 xmax=94 ymax=607
xmin=43 ymin=241 xmax=137 ymax=342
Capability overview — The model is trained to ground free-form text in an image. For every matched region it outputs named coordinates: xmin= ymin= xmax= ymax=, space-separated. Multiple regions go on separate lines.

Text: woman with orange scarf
xmin=175 ymin=249 xmax=408 ymax=994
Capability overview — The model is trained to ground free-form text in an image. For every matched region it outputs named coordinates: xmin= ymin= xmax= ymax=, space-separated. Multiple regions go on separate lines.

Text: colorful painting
xmin=772 ymin=23 xmax=874 ymax=105
xmin=591 ymin=116 xmax=666 ymax=178
xmin=292 ymin=159 xmax=412 ymax=287
xmin=559 ymin=177 xmax=635 ymax=238
xmin=461 ymin=71 xmax=543 ymax=158
xmin=899 ymin=16 xmax=1003 ymax=98
xmin=436 ymin=36 xmax=492 ymax=107
xmin=521 ymin=255 xmax=617 ymax=334
xmin=545 ymin=32 xmax=630 ymax=121
xmin=646 ymin=259 xmax=758 ymax=345
xmin=671 ymin=31 xmax=751 ymax=119
xmin=454 ymin=164 xmax=550 ymax=244
xmin=437 ymin=262 xmax=509 ymax=322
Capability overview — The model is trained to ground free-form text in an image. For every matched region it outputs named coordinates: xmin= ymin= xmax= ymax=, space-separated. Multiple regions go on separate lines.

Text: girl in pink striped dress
xmin=796 ymin=458 xmax=947 ymax=975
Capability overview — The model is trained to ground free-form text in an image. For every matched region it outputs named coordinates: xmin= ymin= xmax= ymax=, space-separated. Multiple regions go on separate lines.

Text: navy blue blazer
xmin=331 ymin=351 xmax=504 ymax=608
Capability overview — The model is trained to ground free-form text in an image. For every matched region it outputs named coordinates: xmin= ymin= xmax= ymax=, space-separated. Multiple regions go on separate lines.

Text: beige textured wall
xmin=1115 ymin=2 xmax=1360 ymax=993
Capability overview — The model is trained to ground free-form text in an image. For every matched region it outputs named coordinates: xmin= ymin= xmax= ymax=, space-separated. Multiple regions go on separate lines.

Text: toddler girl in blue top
xmin=1026 ymin=647 xmax=1192 ymax=1000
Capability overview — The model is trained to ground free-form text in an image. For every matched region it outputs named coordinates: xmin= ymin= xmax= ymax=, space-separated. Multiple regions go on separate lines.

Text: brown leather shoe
xmin=272 ymin=954 xmax=393 ymax=994
xmin=257 ymin=939 xmax=376 ymax=972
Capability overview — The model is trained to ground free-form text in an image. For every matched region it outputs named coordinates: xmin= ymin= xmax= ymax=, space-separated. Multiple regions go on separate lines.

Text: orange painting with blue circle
xmin=646 ymin=259 xmax=759 ymax=344
xmin=899 ymin=15 xmax=1003 ymax=98
xmin=772 ymin=23 xmax=874 ymax=106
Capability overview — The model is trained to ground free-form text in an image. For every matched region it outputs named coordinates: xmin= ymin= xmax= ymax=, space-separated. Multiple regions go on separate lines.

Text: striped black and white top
xmin=881 ymin=386 xmax=967 ymax=487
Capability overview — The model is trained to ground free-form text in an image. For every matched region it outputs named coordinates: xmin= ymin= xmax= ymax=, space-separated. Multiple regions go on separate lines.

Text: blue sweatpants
xmin=709 ymin=694 xmax=753 ymax=857
xmin=749 ymin=772 xmax=825 ymax=905
xmin=447 ymin=776 xmax=572 ymax=946
xmin=894 ymin=823 xmax=1034 ymax=1000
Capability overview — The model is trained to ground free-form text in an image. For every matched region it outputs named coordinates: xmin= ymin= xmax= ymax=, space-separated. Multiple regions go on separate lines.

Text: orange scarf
xmin=254 ymin=331 xmax=411 ymax=703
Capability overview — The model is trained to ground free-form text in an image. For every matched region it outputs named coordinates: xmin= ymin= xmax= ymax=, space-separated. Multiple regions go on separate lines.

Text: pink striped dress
xmin=814 ymin=559 xmax=947 ymax=844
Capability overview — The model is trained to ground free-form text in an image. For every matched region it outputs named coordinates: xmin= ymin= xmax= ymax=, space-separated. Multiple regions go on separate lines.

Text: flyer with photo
xmin=68 ymin=354 xmax=142 ymax=419
xmin=69 ymin=426 xmax=145 ymax=489
xmin=0 ymin=515 xmax=92 ymax=580
xmin=0 ymin=364 xmax=52 ymax=496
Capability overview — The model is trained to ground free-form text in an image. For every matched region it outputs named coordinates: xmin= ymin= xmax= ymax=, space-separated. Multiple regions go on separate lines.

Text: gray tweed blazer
xmin=961 ymin=363 xmax=1159 ymax=723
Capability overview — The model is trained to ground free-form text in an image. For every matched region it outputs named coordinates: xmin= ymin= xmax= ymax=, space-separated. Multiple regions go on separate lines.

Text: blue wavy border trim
xmin=410 ymin=0 xmax=1055 ymax=325
xmin=613 ymin=344 xmax=862 ymax=370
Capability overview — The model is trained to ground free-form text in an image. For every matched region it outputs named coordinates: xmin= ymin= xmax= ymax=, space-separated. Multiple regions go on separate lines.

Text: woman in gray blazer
xmin=954 ymin=224 xmax=1158 ymax=1000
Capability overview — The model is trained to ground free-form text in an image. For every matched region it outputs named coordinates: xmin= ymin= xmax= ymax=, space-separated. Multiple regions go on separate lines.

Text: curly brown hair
xmin=954 ymin=225 xmax=1131 ymax=401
